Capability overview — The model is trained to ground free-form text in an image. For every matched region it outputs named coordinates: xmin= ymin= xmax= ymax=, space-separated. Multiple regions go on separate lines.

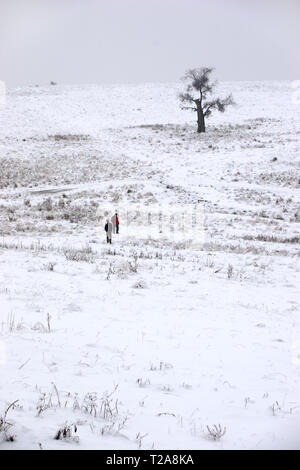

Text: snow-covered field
xmin=0 ymin=81 xmax=299 ymax=450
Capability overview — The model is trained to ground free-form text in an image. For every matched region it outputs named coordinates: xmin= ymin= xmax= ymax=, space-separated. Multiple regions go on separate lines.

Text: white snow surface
xmin=0 ymin=81 xmax=299 ymax=450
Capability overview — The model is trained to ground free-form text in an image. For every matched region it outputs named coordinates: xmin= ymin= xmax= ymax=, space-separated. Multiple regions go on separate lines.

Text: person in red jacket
xmin=115 ymin=212 xmax=119 ymax=234
xmin=111 ymin=212 xmax=119 ymax=234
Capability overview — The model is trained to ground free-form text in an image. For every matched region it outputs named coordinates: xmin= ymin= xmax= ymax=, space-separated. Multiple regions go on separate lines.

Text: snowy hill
xmin=0 ymin=81 xmax=299 ymax=449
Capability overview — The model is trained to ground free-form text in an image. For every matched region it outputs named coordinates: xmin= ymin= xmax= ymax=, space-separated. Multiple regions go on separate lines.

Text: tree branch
xmin=203 ymin=94 xmax=235 ymax=117
xmin=178 ymin=92 xmax=194 ymax=103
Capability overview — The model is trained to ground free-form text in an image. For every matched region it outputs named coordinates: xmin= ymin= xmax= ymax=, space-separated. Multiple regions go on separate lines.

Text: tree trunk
xmin=197 ymin=105 xmax=206 ymax=133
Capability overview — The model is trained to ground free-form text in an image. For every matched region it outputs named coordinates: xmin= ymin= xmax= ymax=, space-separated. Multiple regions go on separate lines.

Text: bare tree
xmin=179 ymin=67 xmax=234 ymax=133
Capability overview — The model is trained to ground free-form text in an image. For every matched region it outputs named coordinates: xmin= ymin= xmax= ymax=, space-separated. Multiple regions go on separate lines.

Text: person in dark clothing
xmin=105 ymin=219 xmax=113 ymax=243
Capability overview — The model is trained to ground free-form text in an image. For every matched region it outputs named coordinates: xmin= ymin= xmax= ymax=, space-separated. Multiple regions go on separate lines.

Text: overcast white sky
xmin=0 ymin=0 xmax=299 ymax=87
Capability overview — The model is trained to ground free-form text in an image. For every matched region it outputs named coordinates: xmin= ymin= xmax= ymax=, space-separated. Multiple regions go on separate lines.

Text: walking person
xmin=111 ymin=212 xmax=119 ymax=234
xmin=104 ymin=219 xmax=113 ymax=244
xmin=115 ymin=212 xmax=119 ymax=234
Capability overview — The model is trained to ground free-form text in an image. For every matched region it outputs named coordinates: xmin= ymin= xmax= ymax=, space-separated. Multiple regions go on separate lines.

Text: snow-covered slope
xmin=0 ymin=81 xmax=299 ymax=449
